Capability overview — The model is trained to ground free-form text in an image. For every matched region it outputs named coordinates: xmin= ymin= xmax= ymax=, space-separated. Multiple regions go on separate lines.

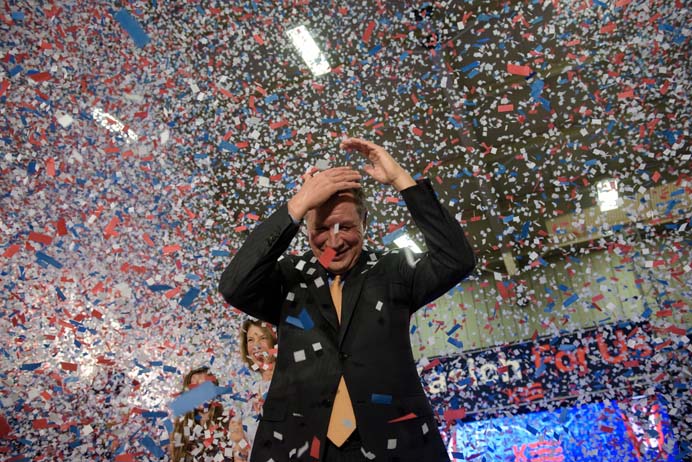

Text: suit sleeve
xmin=398 ymin=178 xmax=476 ymax=312
xmin=218 ymin=204 xmax=300 ymax=325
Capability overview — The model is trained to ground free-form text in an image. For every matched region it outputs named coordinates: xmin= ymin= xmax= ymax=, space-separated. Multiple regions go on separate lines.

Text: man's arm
xmin=218 ymin=204 xmax=299 ymax=324
xmin=399 ymin=179 xmax=476 ymax=311
xmin=340 ymin=137 xmax=475 ymax=310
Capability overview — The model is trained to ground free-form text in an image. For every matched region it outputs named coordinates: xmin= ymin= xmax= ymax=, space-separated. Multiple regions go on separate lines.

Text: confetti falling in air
xmin=0 ymin=1 xmax=690 ymax=461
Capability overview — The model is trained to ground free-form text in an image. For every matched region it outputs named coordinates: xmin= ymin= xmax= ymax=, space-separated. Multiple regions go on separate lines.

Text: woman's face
xmin=246 ymin=325 xmax=275 ymax=367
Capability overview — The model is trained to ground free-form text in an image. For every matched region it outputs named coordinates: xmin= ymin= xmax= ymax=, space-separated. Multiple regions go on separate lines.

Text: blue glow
xmin=449 ymin=395 xmax=679 ymax=461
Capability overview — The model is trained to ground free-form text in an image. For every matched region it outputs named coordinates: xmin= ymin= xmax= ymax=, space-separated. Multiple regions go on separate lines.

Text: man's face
xmin=307 ymin=194 xmax=365 ymax=275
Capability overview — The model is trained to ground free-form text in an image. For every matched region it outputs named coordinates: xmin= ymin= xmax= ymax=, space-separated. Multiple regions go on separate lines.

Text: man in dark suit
xmin=219 ymin=137 xmax=475 ymax=462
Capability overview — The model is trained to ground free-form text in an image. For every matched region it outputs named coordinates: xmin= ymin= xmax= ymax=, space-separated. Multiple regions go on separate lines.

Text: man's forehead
xmin=309 ymin=195 xmax=359 ymax=221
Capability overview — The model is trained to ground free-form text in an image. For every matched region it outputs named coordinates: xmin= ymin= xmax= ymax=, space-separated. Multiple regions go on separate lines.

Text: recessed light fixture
xmin=596 ymin=178 xmax=620 ymax=212
xmin=286 ymin=25 xmax=331 ymax=76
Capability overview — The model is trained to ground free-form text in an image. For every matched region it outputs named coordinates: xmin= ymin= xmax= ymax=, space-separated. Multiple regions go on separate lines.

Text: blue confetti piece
xmin=446 ymin=323 xmax=461 ymax=336
xmin=534 ymin=362 xmax=546 ymax=378
xmin=20 ymin=362 xmax=42 ymax=371
xmin=298 ymin=308 xmax=314 ymax=330
xmin=447 ymin=337 xmax=464 ymax=349
xmin=211 ymin=249 xmax=229 ymax=257
xmin=368 ymin=44 xmax=382 ymax=56
xmin=285 ymin=315 xmax=304 ymax=329
xmin=36 ymin=251 xmax=62 ymax=269
xmin=461 ymin=61 xmax=479 ymax=73
xmin=55 ymin=287 xmax=66 ymax=301
xmin=163 ymin=419 xmax=173 ymax=434
xmin=114 ymin=9 xmax=151 ymax=48
xmin=168 ymin=381 xmax=220 ymax=417
xmin=179 ymin=287 xmax=200 ymax=308
xmin=140 ymin=435 xmax=165 ymax=458
xmin=563 ymin=293 xmax=579 ymax=307
xmin=8 ymin=65 xmax=23 ymax=77
xmin=149 ymin=284 xmax=173 ymax=292
xmin=371 ymin=393 xmax=392 ymax=405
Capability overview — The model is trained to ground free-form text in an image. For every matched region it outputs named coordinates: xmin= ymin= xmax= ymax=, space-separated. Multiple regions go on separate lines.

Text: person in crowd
xmin=169 ymin=366 xmax=233 ymax=462
xmin=228 ymin=320 xmax=278 ymax=462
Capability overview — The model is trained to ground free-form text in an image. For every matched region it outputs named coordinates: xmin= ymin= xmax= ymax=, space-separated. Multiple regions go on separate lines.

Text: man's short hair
xmin=306 ymin=187 xmax=368 ymax=225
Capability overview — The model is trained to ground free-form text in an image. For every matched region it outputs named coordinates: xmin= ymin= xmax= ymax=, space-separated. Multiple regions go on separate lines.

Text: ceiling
xmin=144 ymin=0 xmax=691 ymax=273
xmin=1 ymin=1 xmax=689 ymax=285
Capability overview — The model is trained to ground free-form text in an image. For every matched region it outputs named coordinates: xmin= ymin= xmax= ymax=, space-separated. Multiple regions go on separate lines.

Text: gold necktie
xmin=326 ymin=275 xmax=356 ymax=446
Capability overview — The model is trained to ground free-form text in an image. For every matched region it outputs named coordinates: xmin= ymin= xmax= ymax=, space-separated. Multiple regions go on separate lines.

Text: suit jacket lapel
xmin=337 ymin=251 xmax=371 ymax=347
xmin=301 ymin=253 xmax=339 ymax=334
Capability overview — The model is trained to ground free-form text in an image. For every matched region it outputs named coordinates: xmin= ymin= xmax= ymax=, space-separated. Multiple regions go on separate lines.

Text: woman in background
xmin=169 ymin=366 xmax=232 ymax=462
xmin=228 ymin=320 xmax=277 ymax=461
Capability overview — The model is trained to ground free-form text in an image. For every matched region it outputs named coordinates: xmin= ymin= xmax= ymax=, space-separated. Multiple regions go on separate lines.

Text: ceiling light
xmin=596 ymin=178 xmax=620 ymax=212
xmin=286 ymin=25 xmax=331 ymax=76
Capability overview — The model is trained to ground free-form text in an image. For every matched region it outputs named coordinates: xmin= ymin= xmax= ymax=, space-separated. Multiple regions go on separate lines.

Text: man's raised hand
xmin=287 ymin=166 xmax=361 ymax=221
xmin=340 ymin=137 xmax=415 ymax=191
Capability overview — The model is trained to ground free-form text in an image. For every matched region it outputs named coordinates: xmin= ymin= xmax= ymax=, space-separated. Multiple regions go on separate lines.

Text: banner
xmin=419 ymin=321 xmax=665 ymax=422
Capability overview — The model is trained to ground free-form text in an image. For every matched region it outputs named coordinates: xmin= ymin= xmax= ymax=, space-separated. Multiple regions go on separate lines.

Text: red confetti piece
xmin=162 ymin=244 xmax=181 ymax=255
xmin=2 ymin=244 xmax=21 ymax=258
xmin=114 ymin=455 xmax=136 ymax=462
xmin=104 ymin=216 xmax=120 ymax=238
xmin=443 ymin=408 xmax=466 ymax=422
xmin=165 ymin=287 xmax=181 ymax=299
xmin=506 ymin=63 xmax=532 ymax=76
xmin=309 ymin=436 xmax=320 ymax=459
xmin=60 ymin=362 xmax=77 ymax=371
xmin=318 ymin=247 xmax=336 ymax=268
xmin=618 ymin=88 xmax=634 ymax=99
xmin=28 ymin=231 xmax=53 ymax=245
xmin=33 ymin=419 xmax=49 ymax=429
xmin=387 ymin=412 xmax=417 ymax=423
xmin=411 ymin=126 xmax=423 ymax=136
xmin=45 ymin=157 xmax=55 ymax=177
xmin=0 ymin=415 xmax=10 ymax=438
xmin=363 ymin=21 xmax=376 ymax=43
xmin=498 ymin=104 xmax=514 ymax=112
xmin=142 ymin=233 xmax=155 ymax=246
xmin=28 ymin=71 xmax=52 ymax=82
xmin=600 ymin=22 xmax=616 ymax=34
xmin=0 ymin=79 xmax=9 ymax=97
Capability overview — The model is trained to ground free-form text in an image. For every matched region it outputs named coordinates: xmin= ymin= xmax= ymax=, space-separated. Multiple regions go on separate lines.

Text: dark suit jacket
xmin=219 ymin=179 xmax=475 ymax=462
